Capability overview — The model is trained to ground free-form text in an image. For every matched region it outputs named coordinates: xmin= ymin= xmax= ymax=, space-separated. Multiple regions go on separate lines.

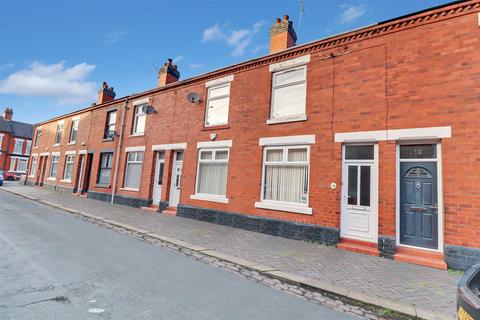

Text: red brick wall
xmin=27 ymin=4 xmax=480 ymax=249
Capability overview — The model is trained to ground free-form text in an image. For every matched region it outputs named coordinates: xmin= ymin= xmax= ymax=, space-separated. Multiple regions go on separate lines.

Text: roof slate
xmin=0 ymin=117 xmax=33 ymax=139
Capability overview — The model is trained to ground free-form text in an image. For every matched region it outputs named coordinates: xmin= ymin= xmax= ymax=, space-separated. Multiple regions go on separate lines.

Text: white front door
xmin=168 ymin=151 xmax=183 ymax=207
xmin=152 ymin=152 xmax=165 ymax=204
xmin=341 ymin=144 xmax=378 ymax=242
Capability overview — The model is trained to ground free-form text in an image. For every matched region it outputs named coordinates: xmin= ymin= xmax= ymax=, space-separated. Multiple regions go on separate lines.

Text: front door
xmin=75 ymin=155 xmax=85 ymax=193
xmin=168 ymin=151 xmax=183 ymax=207
xmin=152 ymin=152 xmax=165 ymax=204
xmin=400 ymin=162 xmax=438 ymax=249
xmin=39 ymin=156 xmax=48 ymax=186
xmin=83 ymin=153 xmax=93 ymax=193
xmin=341 ymin=145 xmax=377 ymax=242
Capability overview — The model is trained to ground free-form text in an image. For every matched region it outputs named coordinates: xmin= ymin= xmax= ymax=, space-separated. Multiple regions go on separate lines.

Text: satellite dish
xmin=141 ymin=105 xmax=156 ymax=114
xmin=187 ymin=92 xmax=201 ymax=104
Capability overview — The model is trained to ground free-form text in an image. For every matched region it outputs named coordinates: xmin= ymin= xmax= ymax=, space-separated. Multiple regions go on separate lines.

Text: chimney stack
xmin=157 ymin=59 xmax=180 ymax=87
xmin=269 ymin=15 xmax=297 ymax=53
xmin=97 ymin=82 xmax=116 ymax=104
xmin=2 ymin=107 xmax=13 ymax=121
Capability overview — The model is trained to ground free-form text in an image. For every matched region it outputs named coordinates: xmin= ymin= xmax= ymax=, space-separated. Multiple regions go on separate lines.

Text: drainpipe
xmin=111 ymin=97 xmax=129 ymax=204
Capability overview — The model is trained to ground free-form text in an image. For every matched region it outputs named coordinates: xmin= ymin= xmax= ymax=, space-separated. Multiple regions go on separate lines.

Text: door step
xmin=161 ymin=207 xmax=177 ymax=215
xmin=141 ymin=205 xmax=159 ymax=212
xmin=394 ymin=246 xmax=447 ymax=269
xmin=337 ymin=238 xmax=380 ymax=257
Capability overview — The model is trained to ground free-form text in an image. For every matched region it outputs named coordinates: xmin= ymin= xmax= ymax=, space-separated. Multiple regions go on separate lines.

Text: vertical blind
xmin=64 ymin=155 xmax=75 ymax=180
xmin=124 ymin=152 xmax=144 ymax=189
xmin=263 ymin=146 xmax=309 ymax=204
xmin=196 ymin=149 xmax=229 ymax=196
xmin=50 ymin=156 xmax=59 ymax=178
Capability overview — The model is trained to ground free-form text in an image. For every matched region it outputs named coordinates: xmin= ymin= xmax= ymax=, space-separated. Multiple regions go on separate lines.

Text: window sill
xmin=202 ymin=124 xmax=230 ymax=131
xmin=52 ymin=144 xmax=60 ymax=147
xmin=190 ymin=194 xmax=229 ymax=204
xmin=120 ymin=187 xmax=139 ymax=192
xmin=130 ymin=133 xmax=144 ymax=137
xmin=266 ymin=114 xmax=307 ymax=125
xmin=28 ymin=175 xmax=35 ymax=178
xmin=47 ymin=177 xmax=56 ymax=181
xmin=95 ymin=184 xmax=111 ymax=188
xmin=60 ymin=179 xmax=72 ymax=183
xmin=102 ymin=138 xmax=114 ymax=142
xmin=254 ymin=201 xmax=312 ymax=215
xmin=67 ymin=142 xmax=76 ymax=145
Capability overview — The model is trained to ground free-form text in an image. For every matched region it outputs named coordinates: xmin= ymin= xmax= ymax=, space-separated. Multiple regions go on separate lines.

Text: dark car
xmin=457 ymin=263 xmax=480 ymax=320
xmin=0 ymin=170 xmax=3 ymax=186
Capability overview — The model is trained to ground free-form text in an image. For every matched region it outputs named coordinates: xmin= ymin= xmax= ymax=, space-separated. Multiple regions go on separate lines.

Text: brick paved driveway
xmin=2 ymin=183 xmax=460 ymax=318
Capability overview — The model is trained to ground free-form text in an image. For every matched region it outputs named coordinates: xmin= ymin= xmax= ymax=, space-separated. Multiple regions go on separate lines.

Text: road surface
xmin=0 ymin=190 xmax=355 ymax=320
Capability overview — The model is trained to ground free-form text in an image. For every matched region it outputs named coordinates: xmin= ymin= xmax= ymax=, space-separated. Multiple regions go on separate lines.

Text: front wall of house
xmin=26 ymin=5 xmax=480 ymax=266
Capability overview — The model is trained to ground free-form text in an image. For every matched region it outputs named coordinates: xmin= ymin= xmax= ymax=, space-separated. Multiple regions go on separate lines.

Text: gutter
xmin=110 ymin=97 xmax=129 ymax=204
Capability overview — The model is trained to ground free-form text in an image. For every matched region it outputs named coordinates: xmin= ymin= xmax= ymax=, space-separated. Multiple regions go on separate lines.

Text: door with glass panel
xmin=341 ymin=145 xmax=377 ymax=242
xmin=168 ymin=151 xmax=183 ymax=207
xmin=152 ymin=152 xmax=165 ymax=204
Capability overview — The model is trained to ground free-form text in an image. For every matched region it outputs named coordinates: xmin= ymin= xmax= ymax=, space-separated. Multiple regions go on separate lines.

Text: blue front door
xmin=400 ymin=162 xmax=438 ymax=249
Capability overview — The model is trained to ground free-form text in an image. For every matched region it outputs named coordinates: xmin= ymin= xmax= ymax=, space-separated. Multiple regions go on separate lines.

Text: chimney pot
xmin=97 ymin=82 xmax=116 ymax=104
xmin=2 ymin=107 xmax=13 ymax=121
xmin=157 ymin=58 xmax=180 ymax=87
xmin=269 ymin=14 xmax=297 ymax=53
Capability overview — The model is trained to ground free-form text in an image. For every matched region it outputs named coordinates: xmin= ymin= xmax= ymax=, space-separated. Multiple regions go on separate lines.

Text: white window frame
xmin=54 ymin=123 xmax=63 ymax=145
xmin=255 ymin=145 xmax=312 ymax=215
xmin=24 ymin=140 xmax=32 ymax=155
xmin=17 ymin=159 xmax=28 ymax=173
xmin=0 ymin=134 xmax=4 ymax=150
xmin=9 ymin=157 xmax=17 ymax=171
xmin=268 ymin=65 xmax=308 ymax=124
xmin=62 ymin=154 xmax=75 ymax=182
xmin=13 ymin=139 xmax=24 ymax=154
xmin=204 ymin=83 xmax=231 ymax=127
xmin=132 ymin=105 xmax=147 ymax=135
xmin=97 ymin=152 xmax=114 ymax=185
xmin=68 ymin=119 xmax=79 ymax=144
xmin=48 ymin=155 xmax=60 ymax=180
xmin=29 ymin=156 xmax=38 ymax=177
xmin=191 ymin=148 xmax=230 ymax=204
xmin=123 ymin=151 xmax=144 ymax=191
xmin=34 ymin=128 xmax=42 ymax=147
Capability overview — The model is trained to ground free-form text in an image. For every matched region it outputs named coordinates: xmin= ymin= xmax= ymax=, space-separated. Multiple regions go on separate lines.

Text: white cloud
xmin=189 ymin=63 xmax=205 ymax=69
xmin=173 ymin=55 xmax=184 ymax=63
xmin=202 ymin=20 xmax=265 ymax=57
xmin=202 ymin=24 xmax=225 ymax=43
xmin=339 ymin=5 xmax=365 ymax=24
xmin=0 ymin=61 xmax=97 ymax=105
xmin=104 ymin=31 xmax=127 ymax=44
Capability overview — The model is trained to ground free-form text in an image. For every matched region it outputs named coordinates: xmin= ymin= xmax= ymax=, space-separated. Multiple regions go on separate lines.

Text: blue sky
xmin=0 ymin=0 xmax=449 ymax=124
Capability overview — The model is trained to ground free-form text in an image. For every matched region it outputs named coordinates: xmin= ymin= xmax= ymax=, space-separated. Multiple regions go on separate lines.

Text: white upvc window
xmin=133 ymin=105 xmax=147 ymax=135
xmin=29 ymin=156 xmax=38 ymax=177
xmin=54 ymin=123 xmax=63 ymax=145
xmin=17 ymin=159 xmax=28 ymax=173
xmin=13 ymin=139 xmax=24 ymax=154
xmin=270 ymin=66 xmax=307 ymax=122
xmin=205 ymin=83 xmax=230 ymax=127
xmin=0 ymin=134 xmax=4 ymax=150
xmin=193 ymin=148 xmax=229 ymax=202
xmin=69 ymin=119 xmax=79 ymax=143
xmin=9 ymin=158 xmax=17 ymax=171
xmin=97 ymin=153 xmax=113 ymax=185
xmin=49 ymin=155 xmax=60 ymax=178
xmin=63 ymin=155 xmax=75 ymax=181
xmin=124 ymin=151 xmax=144 ymax=190
xmin=256 ymin=145 xmax=311 ymax=214
xmin=25 ymin=140 xmax=32 ymax=155
xmin=34 ymin=129 xmax=42 ymax=147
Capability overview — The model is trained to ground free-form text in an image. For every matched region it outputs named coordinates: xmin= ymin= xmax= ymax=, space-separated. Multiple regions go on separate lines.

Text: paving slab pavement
xmin=0 ymin=183 xmax=461 ymax=319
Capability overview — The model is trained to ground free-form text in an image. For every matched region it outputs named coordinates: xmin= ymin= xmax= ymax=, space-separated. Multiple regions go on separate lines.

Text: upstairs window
xmin=25 ymin=140 xmax=32 ymax=155
xmin=34 ymin=129 xmax=42 ymax=147
xmin=49 ymin=155 xmax=60 ymax=178
xmin=54 ymin=123 xmax=63 ymax=145
xmin=104 ymin=110 xmax=117 ymax=139
xmin=133 ymin=105 xmax=146 ymax=135
xmin=97 ymin=153 xmax=113 ymax=185
xmin=205 ymin=84 xmax=230 ymax=126
xmin=69 ymin=119 xmax=79 ymax=143
xmin=0 ymin=134 xmax=3 ymax=150
xmin=13 ymin=139 xmax=24 ymax=154
xmin=270 ymin=66 xmax=307 ymax=121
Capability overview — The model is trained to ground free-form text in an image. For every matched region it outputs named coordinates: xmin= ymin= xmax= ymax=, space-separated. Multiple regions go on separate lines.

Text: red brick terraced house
xmin=0 ymin=108 xmax=34 ymax=175
xmin=26 ymin=1 xmax=480 ymax=270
